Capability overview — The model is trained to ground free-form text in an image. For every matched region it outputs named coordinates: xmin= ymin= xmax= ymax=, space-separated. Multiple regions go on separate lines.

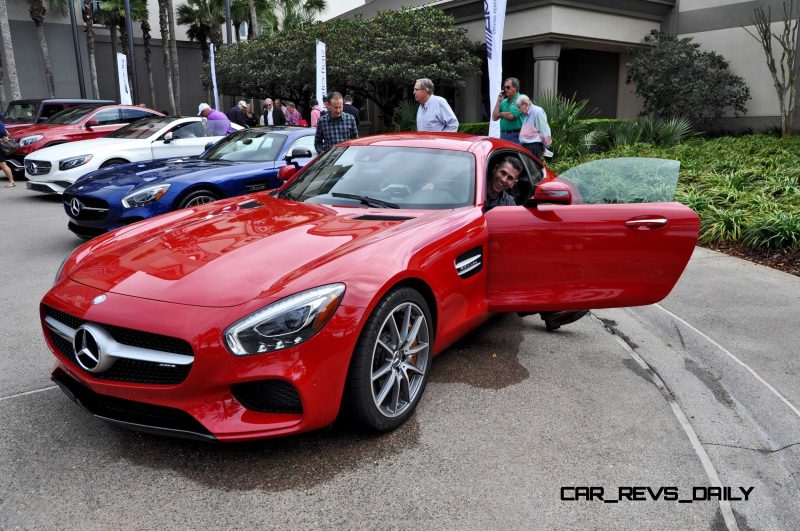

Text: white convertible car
xmin=24 ymin=116 xmax=243 ymax=194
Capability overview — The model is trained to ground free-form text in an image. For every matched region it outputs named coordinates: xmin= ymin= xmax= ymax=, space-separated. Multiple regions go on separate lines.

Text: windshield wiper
xmin=331 ymin=192 xmax=399 ymax=209
xmin=276 ymin=189 xmax=298 ymax=200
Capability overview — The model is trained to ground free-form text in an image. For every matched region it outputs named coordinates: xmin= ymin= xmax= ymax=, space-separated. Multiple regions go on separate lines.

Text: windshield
xmin=283 ymin=145 xmax=476 ymax=210
xmin=4 ymin=102 xmax=37 ymax=122
xmin=108 ymin=117 xmax=176 ymax=139
xmin=201 ymin=130 xmax=286 ymax=162
xmin=557 ymin=157 xmax=680 ymax=204
xmin=46 ymin=105 xmax=97 ymax=125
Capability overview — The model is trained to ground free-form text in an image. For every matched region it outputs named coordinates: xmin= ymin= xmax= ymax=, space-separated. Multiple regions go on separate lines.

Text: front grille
xmin=25 ymin=159 xmax=51 ymax=175
xmin=232 ymin=380 xmax=303 ymax=414
xmin=43 ymin=305 xmax=194 ymax=385
xmin=52 ymin=369 xmax=214 ymax=441
xmin=63 ymin=194 xmax=109 ymax=221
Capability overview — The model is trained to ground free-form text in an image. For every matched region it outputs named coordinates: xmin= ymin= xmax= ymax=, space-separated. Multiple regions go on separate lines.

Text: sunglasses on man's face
xmin=503 ymin=85 xmax=513 ymax=89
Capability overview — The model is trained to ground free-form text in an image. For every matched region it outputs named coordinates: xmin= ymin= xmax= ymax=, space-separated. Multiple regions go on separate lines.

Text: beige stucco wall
xmin=679 ymin=0 xmax=752 ymax=12
xmin=462 ymin=5 xmax=658 ymax=45
xmin=617 ymin=52 xmax=643 ymax=119
xmin=683 ymin=23 xmax=783 ymax=117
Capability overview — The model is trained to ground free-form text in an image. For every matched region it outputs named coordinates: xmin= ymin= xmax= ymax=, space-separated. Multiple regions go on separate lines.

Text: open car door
xmin=485 ymin=157 xmax=700 ymax=312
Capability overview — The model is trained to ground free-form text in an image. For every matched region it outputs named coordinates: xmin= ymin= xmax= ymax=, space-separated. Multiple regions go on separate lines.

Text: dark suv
xmin=3 ymin=99 xmax=114 ymax=134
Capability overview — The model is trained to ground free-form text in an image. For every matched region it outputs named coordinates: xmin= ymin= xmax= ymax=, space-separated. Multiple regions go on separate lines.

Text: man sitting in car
xmin=484 ymin=156 xmax=522 ymax=211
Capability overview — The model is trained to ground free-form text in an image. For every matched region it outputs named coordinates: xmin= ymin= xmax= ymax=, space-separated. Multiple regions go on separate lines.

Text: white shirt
xmin=416 ymin=95 xmax=459 ymax=132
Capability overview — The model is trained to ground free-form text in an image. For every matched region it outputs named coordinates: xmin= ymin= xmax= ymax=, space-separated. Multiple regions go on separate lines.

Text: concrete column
xmin=533 ymin=42 xmax=562 ymax=96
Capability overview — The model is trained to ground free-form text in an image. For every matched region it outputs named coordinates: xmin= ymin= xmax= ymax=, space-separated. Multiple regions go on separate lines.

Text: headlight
xmin=121 ymin=184 xmax=171 ymax=208
xmin=19 ymin=134 xmax=43 ymax=146
xmin=59 ymin=155 xmax=93 ymax=171
xmin=224 ymin=283 xmax=345 ymax=356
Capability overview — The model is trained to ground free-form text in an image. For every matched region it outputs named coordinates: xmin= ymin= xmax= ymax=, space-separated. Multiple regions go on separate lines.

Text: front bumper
xmin=42 ymin=278 xmax=363 ymax=442
xmin=27 ymin=180 xmax=71 ymax=194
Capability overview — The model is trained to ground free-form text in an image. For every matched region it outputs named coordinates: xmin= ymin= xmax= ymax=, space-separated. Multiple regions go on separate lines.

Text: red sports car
xmin=41 ymin=133 xmax=700 ymax=442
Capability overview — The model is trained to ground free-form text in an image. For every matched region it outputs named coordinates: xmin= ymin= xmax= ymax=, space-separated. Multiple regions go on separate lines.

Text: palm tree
xmin=141 ymin=19 xmax=156 ymax=106
xmin=176 ymin=0 xmax=224 ymax=63
xmin=167 ymin=0 xmax=181 ymax=112
xmin=262 ymin=0 xmax=325 ymax=33
xmin=29 ymin=0 xmax=66 ymax=98
xmin=99 ymin=0 xmax=148 ymax=100
xmin=0 ymin=0 xmax=21 ymax=100
xmin=231 ymin=0 xmax=249 ymax=41
xmin=157 ymin=0 xmax=177 ymax=114
xmin=82 ymin=0 xmax=100 ymax=98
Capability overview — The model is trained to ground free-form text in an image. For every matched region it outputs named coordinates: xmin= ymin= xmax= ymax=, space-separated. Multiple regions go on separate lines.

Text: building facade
xmin=342 ymin=0 xmax=795 ymax=130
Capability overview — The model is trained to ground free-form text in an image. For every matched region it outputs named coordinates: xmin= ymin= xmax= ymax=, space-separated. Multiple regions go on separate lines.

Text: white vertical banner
xmin=209 ymin=43 xmax=220 ymax=111
xmin=116 ymin=53 xmax=132 ymax=105
xmin=484 ymin=0 xmax=507 ymax=138
xmin=316 ymin=40 xmax=327 ymax=104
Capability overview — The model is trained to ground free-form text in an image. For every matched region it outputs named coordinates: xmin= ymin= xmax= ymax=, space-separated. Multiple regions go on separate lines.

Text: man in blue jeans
xmin=491 ymin=77 xmax=523 ymax=144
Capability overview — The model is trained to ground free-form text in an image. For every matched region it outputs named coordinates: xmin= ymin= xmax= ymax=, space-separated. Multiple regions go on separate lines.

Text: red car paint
xmin=41 ymin=133 xmax=700 ymax=441
xmin=11 ymin=104 xmax=162 ymax=157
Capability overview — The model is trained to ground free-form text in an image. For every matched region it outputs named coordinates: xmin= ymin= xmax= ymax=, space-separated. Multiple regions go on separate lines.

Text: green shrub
xmin=391 ymin=101 xmax=418 ymax=132
xmin=458 ymin=122 xmax=489 ymax=135
xmin=743 ymin=210 xmax=800 ymax=250
xmin=700 ymin=206 xmax=751 ymax=243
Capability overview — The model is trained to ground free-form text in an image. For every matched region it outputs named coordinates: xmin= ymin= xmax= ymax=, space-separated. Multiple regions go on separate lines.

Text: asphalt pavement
xmin=0 ymin=188 xmax=798 ymax=529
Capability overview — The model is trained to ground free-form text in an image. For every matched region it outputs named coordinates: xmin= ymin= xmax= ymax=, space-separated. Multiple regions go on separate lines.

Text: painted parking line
xmin=655 ymin=303 xmax=800 ymax=420
xmin=0 ymin=385 xmax=57 ymax=402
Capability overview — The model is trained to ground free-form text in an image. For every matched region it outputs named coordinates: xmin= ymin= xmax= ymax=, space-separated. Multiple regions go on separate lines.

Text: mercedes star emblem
xmin=72 ymin=324 xmax=116 ymax=373
xmin=92 ymin=295 xmax=107 ymax=305
xmin=70 ymin=198 xmax=83 ymax=217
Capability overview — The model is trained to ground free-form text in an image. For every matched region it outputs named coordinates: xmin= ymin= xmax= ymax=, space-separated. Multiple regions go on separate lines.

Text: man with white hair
xmin=414 ymin=78 xmax=459 ymax=132
xmin=227 ymin=100 xmax=248 ymax=127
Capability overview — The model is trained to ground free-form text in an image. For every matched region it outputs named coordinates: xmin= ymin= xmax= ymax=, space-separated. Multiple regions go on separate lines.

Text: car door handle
xmin=625 ymin=217 xmax=669 ymax=230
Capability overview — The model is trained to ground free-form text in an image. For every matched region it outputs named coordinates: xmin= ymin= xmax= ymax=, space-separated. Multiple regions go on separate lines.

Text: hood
xmin=25 ymin=137 xmax=138 ymax=161
xmin=69 ymin=157 xmax=237 ymax=195
xmin=11 ymin=122 xmax=75 ymax=139
xmin=67 ymin=196 xmax=446 ymax=307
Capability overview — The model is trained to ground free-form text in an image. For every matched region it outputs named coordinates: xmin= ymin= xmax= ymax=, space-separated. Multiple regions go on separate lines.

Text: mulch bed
xmin=703 ymin=242 xmax=800 ymax=277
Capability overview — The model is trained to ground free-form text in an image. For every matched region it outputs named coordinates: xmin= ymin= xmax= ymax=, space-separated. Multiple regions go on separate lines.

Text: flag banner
xmin=484 ymin=0 xmax=507 ymax=138
xmin=316 ymin=40 xmax=327 ymax=104
xmin=116 ymin=53 xmax=132 ymax=105
xmin=210 ymin=43 xmax=219 ymax=110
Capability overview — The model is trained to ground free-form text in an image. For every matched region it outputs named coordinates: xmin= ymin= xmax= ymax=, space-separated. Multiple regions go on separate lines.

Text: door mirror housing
xmin=285 ymin=147 xmax=313 ymax=162
xmin=85 ymin=119 xmax=100 ymax=128
xmin=163 ymin=132 xmax=174 ymax=143
xmin=278 ymin=165 xmax=297 ymax=181
xmin=203 ymin=141 xmax=215 ymax=151
xmin=532 ymin=181 xmax=572 ymax=205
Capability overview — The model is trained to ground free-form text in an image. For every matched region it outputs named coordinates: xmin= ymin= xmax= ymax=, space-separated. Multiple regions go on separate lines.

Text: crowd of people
xmin=191 ymin=76 xmax=550 ymax=159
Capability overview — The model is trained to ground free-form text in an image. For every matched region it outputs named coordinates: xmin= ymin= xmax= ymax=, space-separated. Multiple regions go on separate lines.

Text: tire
xmin=99 ymin=158 xmax=128 ymax=169
xmin=177 ymin=189 xmax=219 ymax=209
xmin=345 ymin=287 xmax=433 ymax=432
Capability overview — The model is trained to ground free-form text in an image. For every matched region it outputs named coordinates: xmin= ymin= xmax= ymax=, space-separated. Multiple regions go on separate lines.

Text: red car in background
xmin=6 ymin=104 xmax=162 ymax=174
xmin=3 ymin=98 xmax=114 ymax=134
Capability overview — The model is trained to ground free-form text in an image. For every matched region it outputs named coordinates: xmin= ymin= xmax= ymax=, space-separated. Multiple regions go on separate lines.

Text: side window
xmin=487 ymin=151 xmax=533 ymax=205
xmin=39 ymin=104 xmax=67 ymax=122
xmin=90 ymin=109 xmax=122 ymax=125
xmin=169 ymin=121 xmax=206 ymax=139
xmin=122 ymin=108 xmax=158 ymax=123
xmin=520 ymin=152 xmax=544 ymax=186
xmin=287 ymin=135 xmax=317 ymax=156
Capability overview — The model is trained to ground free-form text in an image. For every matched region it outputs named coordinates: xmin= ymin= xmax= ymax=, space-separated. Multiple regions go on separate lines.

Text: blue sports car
xmin=63 ymin=126 xmax=317 ymax=238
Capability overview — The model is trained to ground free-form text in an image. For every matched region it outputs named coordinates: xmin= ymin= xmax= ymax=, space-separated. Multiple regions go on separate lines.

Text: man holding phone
xmin=491 ymin=77 xmax=524 ymax=144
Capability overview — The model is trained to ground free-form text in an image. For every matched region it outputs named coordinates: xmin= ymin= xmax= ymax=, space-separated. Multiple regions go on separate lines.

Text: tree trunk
xmin=234 ymin=23 xmax=240 ymax=42
xmin=117 ymin=19 xmax=135 ymax=94
xmin=0 ymin=51 xmax=6 ymax=110
xmin=30 ymin=0 xmax=56 ymax=98
xmin=82 ymin=0 xmax=99 ymax=98
xmin=0 ymin=0 xmax=21 ymax=100
xmin=142 ymin=20 xmax=156 ymax=108
xmin=157 ymin=0 xmax=176 ymax=114
xmin=249 ymin=0 xmax=258 ymax=37
xmin=166 ymin=0 xmax=181 ymax=112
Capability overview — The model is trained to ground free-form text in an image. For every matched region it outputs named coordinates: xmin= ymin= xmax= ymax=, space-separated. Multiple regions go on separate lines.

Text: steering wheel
xmin=380 ymin=183 xmax=412 ymax=197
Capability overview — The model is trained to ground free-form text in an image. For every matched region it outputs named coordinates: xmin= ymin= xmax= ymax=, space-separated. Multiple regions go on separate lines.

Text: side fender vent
xmin=238 ymin=200 xmax=264 ymax=209
xmin=455 ymin=247 xmax=482 ymax=279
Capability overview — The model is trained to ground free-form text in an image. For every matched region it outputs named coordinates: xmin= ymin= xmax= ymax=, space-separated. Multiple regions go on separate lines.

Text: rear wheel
xmin=99 ymin=158 xmax=128 ymax=168
xmin=178 ymin=189 xmax=219 ymax=208
xmin=345 ymin=287 xmax=432 ymax=431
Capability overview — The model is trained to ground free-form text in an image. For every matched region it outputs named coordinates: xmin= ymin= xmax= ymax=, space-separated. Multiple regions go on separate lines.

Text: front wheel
xmin=177 ymin=189 xmax=219 ymax=209
xmin=345 ymin=287 xmax=433 ymax=432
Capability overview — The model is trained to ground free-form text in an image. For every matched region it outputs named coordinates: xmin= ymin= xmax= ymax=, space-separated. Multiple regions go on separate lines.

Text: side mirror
xmin=533 ymin=181 xmax=572 ymax=205
xmin=204 ymin=141 xmax=215 ymax=150
xmin=163 ymin=132 xmax=174 ymax=143
xmin=285 ymin=147 xmax=313 ymax=161
xmin=278 ymin=165 xmax=297 ymax=181
xmin=85 ymin=119 xmax=100 ymax=128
